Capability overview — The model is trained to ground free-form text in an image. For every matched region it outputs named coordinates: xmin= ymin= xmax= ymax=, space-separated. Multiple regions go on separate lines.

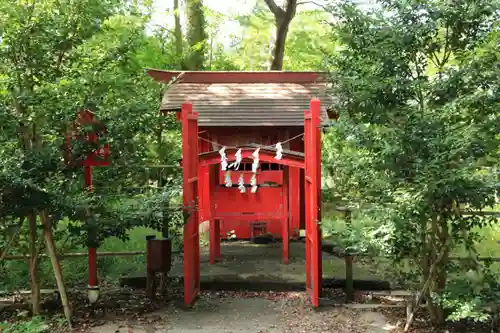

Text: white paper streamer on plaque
xmin=228 ymin=149 xmax=242 ymax=170
xmin=224 ymin=171 xmax=232 ymax=187
xmin=219 ymin=146 xmax=228 ymax=171
xmin=238 ymin=173 xmax=246 ymax=193
xmin=275 ymin=142 xmax=283 ymax=160
xmin=250 ymin=173 xmax=258 ymax=193
xmin=251 ymin=148 xmax=260 ymax=173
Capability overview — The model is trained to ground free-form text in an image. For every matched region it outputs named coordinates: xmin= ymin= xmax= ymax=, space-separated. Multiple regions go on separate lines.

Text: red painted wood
xmin=213 ymin=187 xmax=283 ymax=215
xmin=182 ymin=102 xmax=200 ymax=306
xmin=198 ymin=134 xmax=212 ymax=153
xmin=316 ymin=103 xmax=323 ymax=284
xmin=199 ymin=163 xmax=216 ymax=265
xmin=217 ymin=170 xmax=283 ymax=186
xmin=218 ymin=218 xmax=282 ymax=239
xmin=194 ymin=127 xmax=306 ymax=240
xmin=88 ymin=247 xmax=97 ymax=286
xmin=304 ymin=99 xmax=322 ymax=308
xmin=289 ymin=167 xmax=301 ymax=237
xmin=304 ymin=111 xmax=312 ymax=301
xmin=213 ymin=186 xmax=284 ymax=239
xmin=197 ymin=134 xmax=212 ymax=226
xmin=83 ymin=166 xmax=93 ymax=192
xmin=282 ymin=167 xmax=290 ymax=264
xmin=202 ymin=127 xmax=300 ymax=147
xmin=180 ymin=127 xmax=307 ymax=244
xmin=198 ymin=165 xmax=210 ymax=223
xmin=200 ymin=149 xmax=304 ymax=170
xmin=215 ymin=214 xmax=283 ymax=221
xmin=209 ymin=219 xmax=221 ymax=264
xmin=215 ymin=220 xmax=221 ymax=259
xmin=211 ymin=166 xmax=222 ymax=259
xmin=84 ymin=165 xmax=98 ymax=297
xmin=147 ymin=69 xmax=328 ymax=84
xmin=289 ymin=132 xmax=305 ymax=230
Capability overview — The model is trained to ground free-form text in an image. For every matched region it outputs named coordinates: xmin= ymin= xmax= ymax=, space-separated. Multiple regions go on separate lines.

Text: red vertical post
xmin=304 ymin=109 xmax=312 ymax=299
xmin=198 ymin=164 xmax=208 ymax=224
xmin=304 ymin=98 xmax=322 ymax=307
xmin=182 ymin=102 xmax=200 ymax=306
xmin=84 ymin=165 xmax=99 ymax=303
xmin=214 ymin=219 xmax=221 ymax=259
xmin=282 ymin=166 xmax=290 ymax=264
xmin=204 ymin=164 xmax=217 ymax=265
xmin=289 ymin=167 xmax=300 ymax=237
xmin=316 ymin=106 xmax=323 ymax=283
xmin=209 ymin=217 xmax=218 ymax=264
xmin=83 ymin=166 xmax=93 ymax=192
xmin=210 ymin=165 xmax=221 ymax=260
xmin=198 ymin=133 xmax=211 ymax=224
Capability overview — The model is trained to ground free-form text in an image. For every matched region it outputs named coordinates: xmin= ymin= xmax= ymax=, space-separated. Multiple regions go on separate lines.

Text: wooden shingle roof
xmin=147 ymin=70 xmax=334 ymax=127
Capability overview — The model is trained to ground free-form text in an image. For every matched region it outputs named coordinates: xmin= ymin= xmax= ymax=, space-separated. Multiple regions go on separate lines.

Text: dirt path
xmin=90 ymin=292 xmax=395 ymax=333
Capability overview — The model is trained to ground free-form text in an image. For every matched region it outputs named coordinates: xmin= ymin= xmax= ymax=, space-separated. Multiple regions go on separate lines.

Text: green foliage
xmin=0 ymin=316 xmax=50 ymax=333
xmin=231 ymin=3 xmax=336 ymax=70
xmin=185 ymin=0 xmax=208 ymax=70
xmin=284 ymin=9 xmax=338 ymax=70
xmin=0 ymin=219 xmax=187 ymax=291
xmin=204 ymin=7 xmax=242 ymax=71
xmin=325 ymin=0 xmax=500 ymax=324
xmin=439 ymin=263 xmax=500 ymax=322
xmin=0 ymin=0 xmax=182 ymax=253
xmin=322 ymin=211 xmax=381 ymax=255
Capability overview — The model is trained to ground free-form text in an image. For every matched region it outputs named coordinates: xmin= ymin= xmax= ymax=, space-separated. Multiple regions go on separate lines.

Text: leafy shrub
xmin=0 ymin=316 xmax=50 ymax=333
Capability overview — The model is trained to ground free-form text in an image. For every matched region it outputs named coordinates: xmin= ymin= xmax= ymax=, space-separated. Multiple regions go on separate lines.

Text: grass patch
xmin=0 ymin=227 xmax=167 ymax=291
xmin=320 ymin=203 xmax=500 ymax=287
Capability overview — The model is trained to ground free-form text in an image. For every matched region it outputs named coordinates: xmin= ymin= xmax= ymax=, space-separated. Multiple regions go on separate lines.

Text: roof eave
xmin=146 ymin=69 xmax=330 ymax=84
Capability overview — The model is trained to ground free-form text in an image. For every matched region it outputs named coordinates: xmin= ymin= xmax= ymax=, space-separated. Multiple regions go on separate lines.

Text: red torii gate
xmin=180 ymin=99 xmax=323 ymax=307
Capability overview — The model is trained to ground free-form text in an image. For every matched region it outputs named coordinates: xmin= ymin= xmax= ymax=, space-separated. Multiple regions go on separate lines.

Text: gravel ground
xmin=88 ymin=291 xmax=395 ymax=333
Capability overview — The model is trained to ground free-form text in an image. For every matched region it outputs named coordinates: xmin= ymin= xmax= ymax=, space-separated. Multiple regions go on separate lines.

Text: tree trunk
xmin=270 ymin=18 xmax=291 ymax=70
xmin=264 ymin=0 xmax=297 ymax=70
xmin=185 ymin=0 xmax=207 ymax=70
xmin=174 ymin=0 xmax=183 ymax=59
xmin=430 ymin=215 xmax=450 ymax=326
xmin=422 ymin=214 xmax=448 ymax=327
xmin=28 ymin=214 xmax=41 ymax=315
xmin=40 ymin=212 xmax=72 ymax=327
xmin=405 ymin=244 xmax=448 ymax=332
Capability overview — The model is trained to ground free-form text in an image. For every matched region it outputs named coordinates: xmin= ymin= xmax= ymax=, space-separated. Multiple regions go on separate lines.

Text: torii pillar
xmin=304 ymin=98 xmax=322 ymax=307
xmin=181 ymin=101 xmax=200 ymax=305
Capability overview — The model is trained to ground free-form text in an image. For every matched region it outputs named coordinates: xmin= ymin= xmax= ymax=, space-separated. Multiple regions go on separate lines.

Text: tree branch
xmin=404 ymin=243 xmax=449 ymax=332
xmin=264 ymin=0 xmax=285 ymax=17
xmin=297 ymin=0 xmax=330 ymax=12
xmin=440 ymin=25 xmax=452 ymax=69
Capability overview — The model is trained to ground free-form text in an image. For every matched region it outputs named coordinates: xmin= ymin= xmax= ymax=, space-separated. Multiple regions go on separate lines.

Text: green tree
xmin=185 ymin=0 xmax=208 ymax=70
xmin=204 ymin=7 xmax=240 ymax=70
xmin=264 ymin=0 xmax=298 ymax=70
xmin=284 ymin=9 xmax=337 ymax=70
xmin=232 ymin=4 xmax=336 ymax=71
xmin=325 ymin=0 xmax=499 ymax=328
xmin=0 ymin=0 xmax=180 ymax=322
xmin=174 ymin=0 xmax=183 ymax=61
